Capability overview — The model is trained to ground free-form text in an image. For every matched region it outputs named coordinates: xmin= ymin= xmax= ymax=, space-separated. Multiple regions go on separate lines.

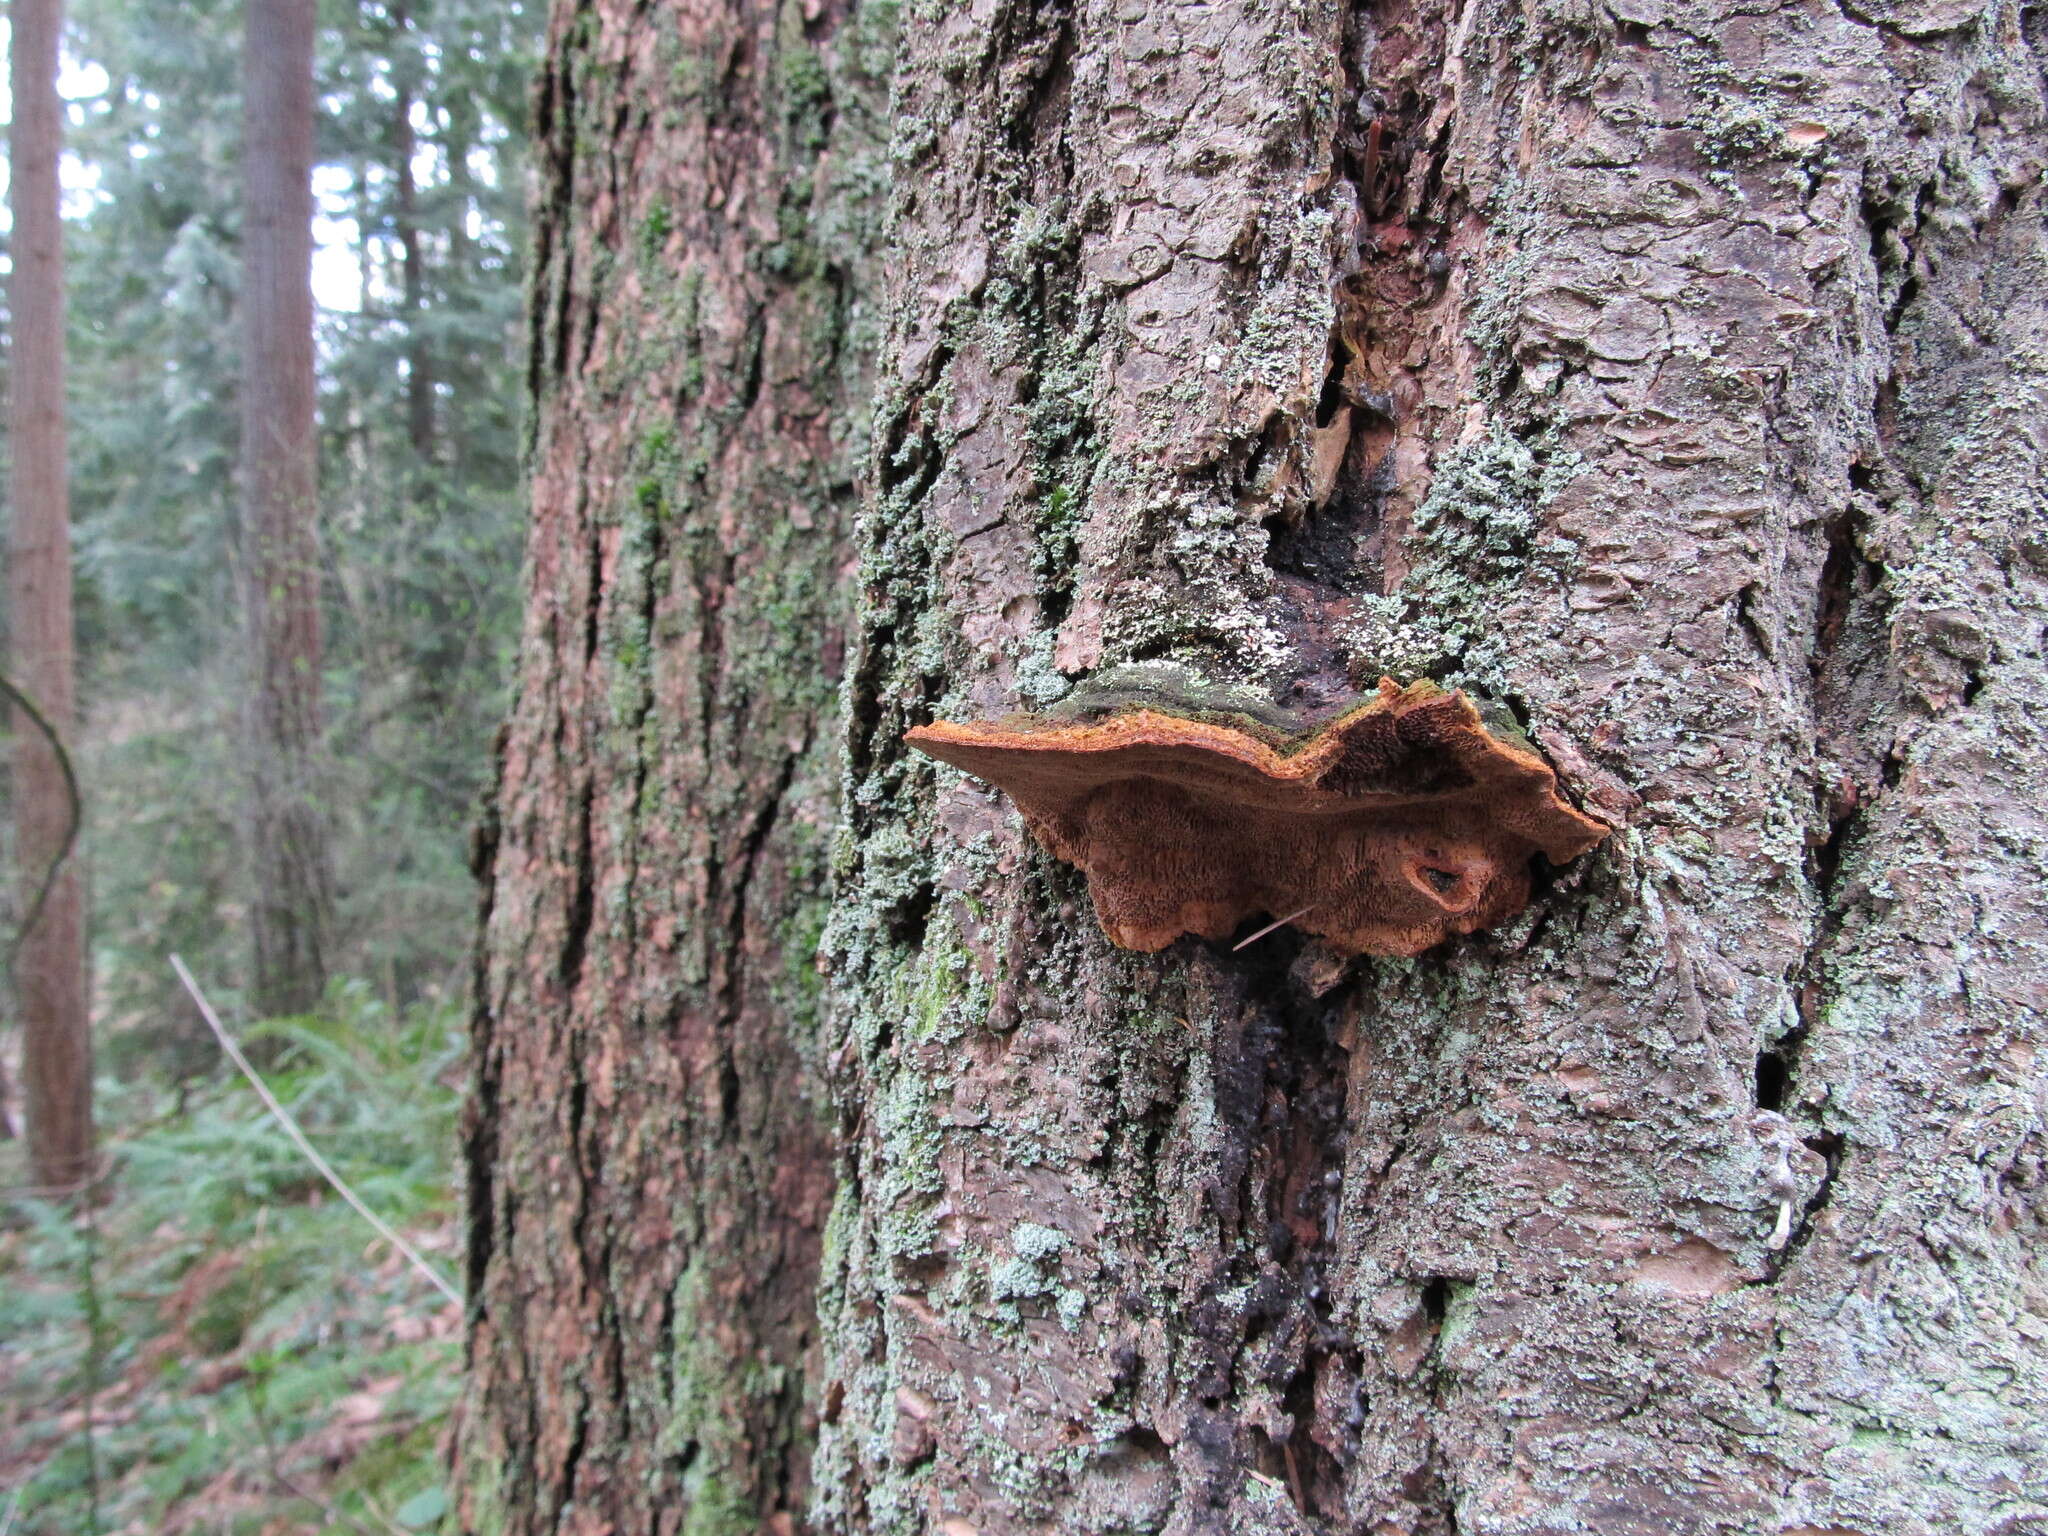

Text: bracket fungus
xmin=906 ymin=679 xmax=1610 ymax=958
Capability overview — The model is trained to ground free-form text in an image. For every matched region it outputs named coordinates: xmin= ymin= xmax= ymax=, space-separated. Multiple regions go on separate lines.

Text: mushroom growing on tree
xmin=908 ymin=678 xmax=1609 ymax=956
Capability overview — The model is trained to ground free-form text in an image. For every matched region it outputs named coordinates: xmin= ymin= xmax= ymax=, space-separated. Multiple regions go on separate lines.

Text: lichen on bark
xmin=464 ymin=0 xmax=2048 ymax=1530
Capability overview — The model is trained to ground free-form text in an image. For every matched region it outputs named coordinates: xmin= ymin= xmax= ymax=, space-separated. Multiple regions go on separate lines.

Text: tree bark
xmin=8 ymin=0 xmax=94 ymax=1194
xmin=393 ymin=0 xmax=435 ymax=458
xmin=240 ymin=0 xmax=334 ymax=1018
xmin=453 ymin=0 xmax=891 ymax=1529
xmin=468 ymin=0 xmax=2048 ymax=1531
xmin=816 ymin=0 xmax=2048 ymax=1530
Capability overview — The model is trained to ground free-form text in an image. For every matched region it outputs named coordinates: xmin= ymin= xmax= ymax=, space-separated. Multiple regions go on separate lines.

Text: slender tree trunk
xmin=7 ymin=0 xmax=94 ymax=1194
xmin=453 ymin=0 xmax=891 ymax=1528
xmin=240 ymin=0 xmax=333 ymax=1018
xmin=466 ymin=0 xmax=2048 ymax=1531
xmin=393 ymin=1 xmax=434 ymax=458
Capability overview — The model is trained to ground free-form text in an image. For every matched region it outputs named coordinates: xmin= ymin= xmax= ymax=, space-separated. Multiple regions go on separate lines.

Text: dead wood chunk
xmin=905 ymin=678 xmax=1610 ymax=957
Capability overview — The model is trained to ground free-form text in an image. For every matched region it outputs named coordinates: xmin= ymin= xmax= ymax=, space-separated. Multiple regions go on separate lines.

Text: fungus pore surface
xmin=906 ymin=679 xmax=1611 ymax=957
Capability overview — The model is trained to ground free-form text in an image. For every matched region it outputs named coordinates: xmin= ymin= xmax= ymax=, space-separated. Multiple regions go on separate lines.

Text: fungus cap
xmin=906 ymin=679 xmax=1610 ymax=957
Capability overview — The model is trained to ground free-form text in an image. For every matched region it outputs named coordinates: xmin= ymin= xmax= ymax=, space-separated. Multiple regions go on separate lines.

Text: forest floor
xmin=0 ymin=985 xmax=464 ymax=1535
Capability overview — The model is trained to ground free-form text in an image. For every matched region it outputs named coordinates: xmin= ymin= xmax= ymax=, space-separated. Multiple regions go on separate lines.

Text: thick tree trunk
xmin=453 ymin=0 xmax=891 ymax=1529
xmin=7 ymin=0 xmax=94 ymax=1194
xmin=240 ymin=0 xmax=334 ymax=1018
xmin=467 ymin=0 xmax=2048 ymax=1531
xmin=817 ymin=0 xmax=2048 ymax=1531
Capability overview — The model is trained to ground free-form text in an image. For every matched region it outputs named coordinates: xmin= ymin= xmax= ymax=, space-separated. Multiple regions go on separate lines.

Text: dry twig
xmin=169 ymin=956 xmax=462 ymax=1308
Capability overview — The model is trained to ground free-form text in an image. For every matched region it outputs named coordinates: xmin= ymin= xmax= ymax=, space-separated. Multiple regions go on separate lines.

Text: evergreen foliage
xmin=3 ymin=2 xmax=537 ymax=1516
xmin=0 ymin=986 xmax=467 ymax=1533
xmin=41 ymin=0 xmax=539 ymax=1049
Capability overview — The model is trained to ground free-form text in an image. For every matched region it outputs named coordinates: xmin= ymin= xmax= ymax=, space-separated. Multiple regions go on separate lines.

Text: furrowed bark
xmin=468 ymin=0 xmax=2047 ymax=1529
xmin=816 ymin=0 xmax=2048 ymax=1533
xmin=454 ymin=0 xmax=892 ymax=1529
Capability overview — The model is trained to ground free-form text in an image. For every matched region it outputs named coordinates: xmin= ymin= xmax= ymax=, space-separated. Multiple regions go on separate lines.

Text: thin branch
xmin=0 ymin=672 xmax=84 ymax=977
xmin=1232 ymin=906 xmax=1315 ymax=952
xmin=169 ymin=955 xmax=463 ymax=1308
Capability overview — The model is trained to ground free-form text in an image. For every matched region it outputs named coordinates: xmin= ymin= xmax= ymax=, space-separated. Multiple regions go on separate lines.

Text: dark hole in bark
xmin=878 ymin=420 xmax=945 ymax=507
xmin=1136 ymin=1099 xmax=1174 ymax=1169
xmin=1736 ymin=583 xmax=1772 ymax=657
xmin=1891 ymin=272 xmax=1922 ymax=327
xmin=1243 ymin=410 xmax=1287 ymax=492
xmin=1110 ymin=1341 xmax=1142 ymax=1387
xmin=1813 ymin=796 xmax=1860 ymax=900
xmin=1859 ymin=191 xmax=1895 ymax=265
xmin=1804 ymin=1131 xmax=1845 ymax=1176
xmin=1420 ymin=1275 xmax=1450 ymax=1323
xmin=1263 ymin=410 xmax=1391 ymax=592
xmin=1759 ymin=988 xmax=1814 ymax=1111
xmin=1122 ymin=1424 xmax=1168 ymax=1458
xmin=1420 ymin=866 xmax=1460 ymax=894
xmin=1010 ymin=9 xmax=1075 ymax=159
xmin=1315 ymin=334 xmax=1348 ymax=428
xmin=1614 ymin=17 xmax=1653 ymax=43
xmin=1039 ymin=568 xmax=1075 ymax=632
xmin=888 ymin=880 xmax=936 ymax=948
xmin=1264 ymin=499 xmax=1376 ymax=588
xmin=559 ymin=781 xmax=596 ymax=987
xmin=1755 ymin=1049 xmax=1790 ymax=1110
xmin=1179 ymin=930 xmax=1359 ymax=1520
xmin=843 ymin=623 xmax=894 ymax=784
xmin=1402 ymin=1458 xmax=1461 ymax=1534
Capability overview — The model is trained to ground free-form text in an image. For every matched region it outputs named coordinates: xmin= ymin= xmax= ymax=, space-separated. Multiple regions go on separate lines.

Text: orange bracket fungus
xmin=905 ymin=679 xmax=1610 ymax=958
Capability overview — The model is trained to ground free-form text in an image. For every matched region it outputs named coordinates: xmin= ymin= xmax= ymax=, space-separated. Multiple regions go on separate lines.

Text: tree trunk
xmin=8 ymin=0 xmax=94 ymax=1194
xmin=393 ymin=1 xmax=435 ymax=458
xmin=466 ymin=0 xmax=2048 ymax=1531
xmin=240 ymin=0 xmax=334 ymax=1018
xmin=453 ymin=0 xmax=891 ymax=1529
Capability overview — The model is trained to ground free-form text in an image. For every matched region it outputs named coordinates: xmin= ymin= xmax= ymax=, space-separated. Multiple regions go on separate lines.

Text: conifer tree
xmin=7 ymin=0 xmax=94 ymax=1192
xmin=238 ymin=0 xmax=332 ymax=1017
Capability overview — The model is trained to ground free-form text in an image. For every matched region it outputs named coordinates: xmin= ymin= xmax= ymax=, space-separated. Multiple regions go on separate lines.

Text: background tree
xmin=463 ymin=0 xmax=2035 ymax=1529
xmin=45 ymin=0 xmax=532 ymax=1040
xmin=1 ymin=1 xmax=542 ymax=1525
xmin=239 ymin=0 xmax=334 ymax=1019
xmin=313 ymin=0 xmax=532 ymax=1007
xmin=7 ymin=0 xmax=93 ymax=1193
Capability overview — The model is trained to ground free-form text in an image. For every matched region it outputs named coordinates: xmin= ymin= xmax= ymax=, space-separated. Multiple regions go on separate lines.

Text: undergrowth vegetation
xmin=0 ymin=984 xmax=464 ymax=1535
